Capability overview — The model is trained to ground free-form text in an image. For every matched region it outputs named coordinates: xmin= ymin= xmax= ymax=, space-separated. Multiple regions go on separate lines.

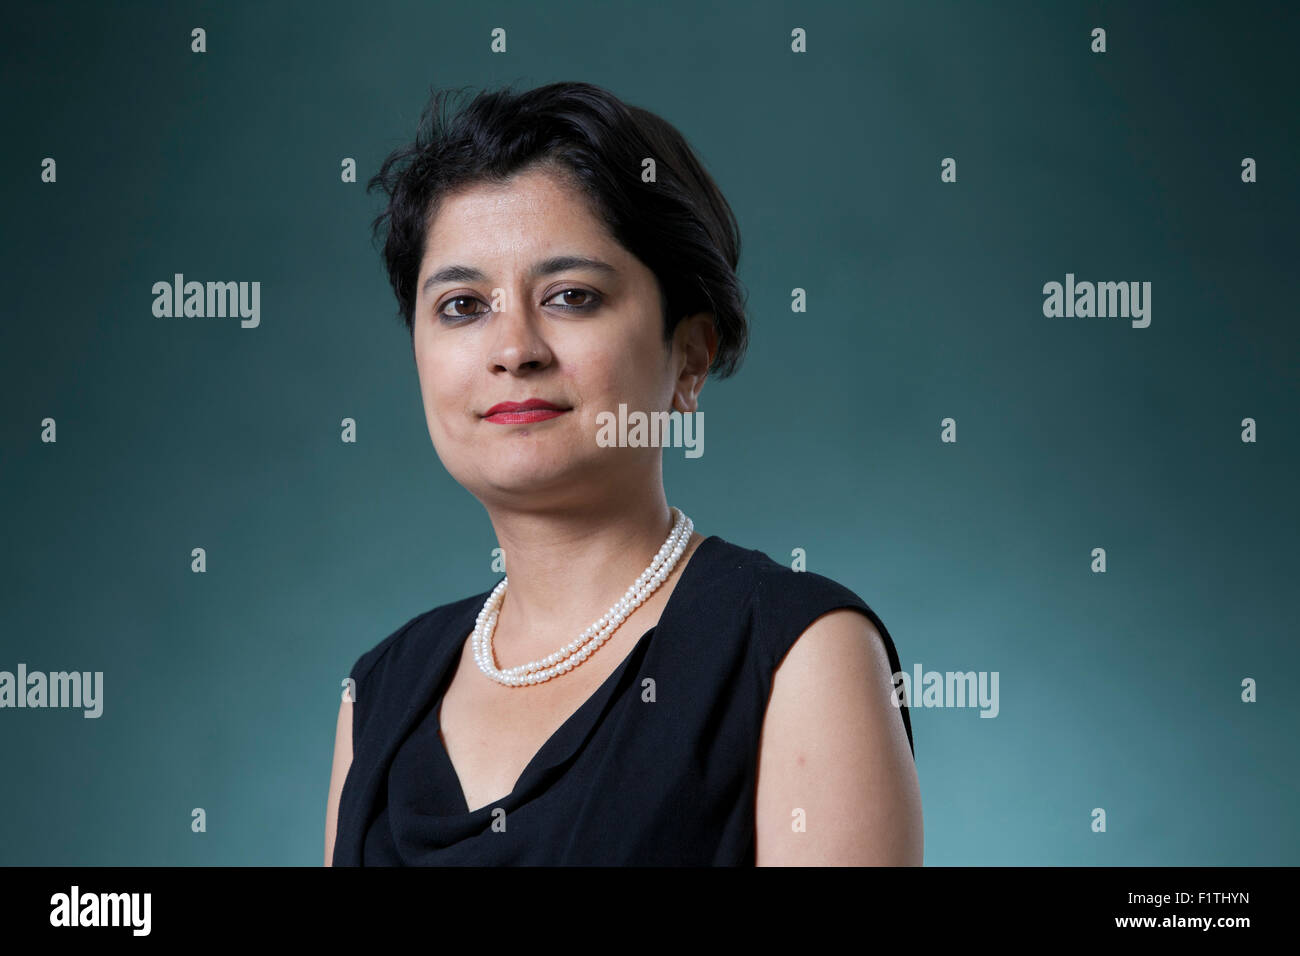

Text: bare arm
xmin=324 ymin=694 xmax=353 ymax=866
xmin=754 ymin=608 xmax=923 ymax=865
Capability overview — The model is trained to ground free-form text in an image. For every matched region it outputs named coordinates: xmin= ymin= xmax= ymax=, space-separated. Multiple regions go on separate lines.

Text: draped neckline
xmin=420 ymin=534 xmax=722 ymax=818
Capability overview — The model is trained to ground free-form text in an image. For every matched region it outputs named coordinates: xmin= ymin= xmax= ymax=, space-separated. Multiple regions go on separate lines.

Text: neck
xmin=483 ymin=493 xmax=698 ymax=654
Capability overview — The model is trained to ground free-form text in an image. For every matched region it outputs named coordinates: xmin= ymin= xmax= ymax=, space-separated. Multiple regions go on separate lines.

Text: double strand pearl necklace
xmin=473 ymin=508 xmax=694 ymax=687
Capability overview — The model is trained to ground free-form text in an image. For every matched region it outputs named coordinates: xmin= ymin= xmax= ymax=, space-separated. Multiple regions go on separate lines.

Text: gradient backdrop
xmin=2 ymin=0 xmax=1297 ymax=865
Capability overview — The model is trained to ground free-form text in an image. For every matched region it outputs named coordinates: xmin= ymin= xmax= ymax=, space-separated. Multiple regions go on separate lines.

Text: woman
xmin=325 ymin=81 xmax=922 ymax=865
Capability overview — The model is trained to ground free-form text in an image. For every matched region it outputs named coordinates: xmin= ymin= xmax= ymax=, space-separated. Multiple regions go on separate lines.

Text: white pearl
xmin=474 ymin=508 xmax=693 ymax=687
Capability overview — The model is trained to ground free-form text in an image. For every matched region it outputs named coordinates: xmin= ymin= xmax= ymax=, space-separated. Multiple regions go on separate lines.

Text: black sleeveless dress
xmin=332 ymin=534 xmax=914 ymax=865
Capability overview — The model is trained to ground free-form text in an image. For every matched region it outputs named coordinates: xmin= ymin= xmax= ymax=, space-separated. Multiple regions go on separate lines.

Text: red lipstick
xmin=483 ymin=398 xmax=570 ymax=424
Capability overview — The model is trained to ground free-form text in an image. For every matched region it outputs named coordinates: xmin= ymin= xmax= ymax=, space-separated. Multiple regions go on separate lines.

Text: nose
xmin=488 ymin=298 xmax=553 ymax=374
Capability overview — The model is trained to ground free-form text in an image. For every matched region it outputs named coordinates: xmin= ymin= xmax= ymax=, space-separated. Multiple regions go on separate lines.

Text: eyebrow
xmin=420 ymin=255 xmax=619 ymax=298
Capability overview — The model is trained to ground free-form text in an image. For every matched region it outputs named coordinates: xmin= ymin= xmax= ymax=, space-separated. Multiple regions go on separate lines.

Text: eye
xmin=545 ymin=288 xmax=601 ymax=310
xmin=437 ymin=288 xmax=601 ymax=322
xmin=438 ymin=295 xmax=489 ymax=320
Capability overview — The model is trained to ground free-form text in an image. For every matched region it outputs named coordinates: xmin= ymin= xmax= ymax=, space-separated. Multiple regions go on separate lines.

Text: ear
xmin=671 ymin=312 xmax=717 ymax=413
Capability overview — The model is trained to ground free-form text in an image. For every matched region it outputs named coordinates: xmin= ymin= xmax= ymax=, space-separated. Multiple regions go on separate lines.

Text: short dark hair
xmin=366 ymin=81 xmax=748 ymax=379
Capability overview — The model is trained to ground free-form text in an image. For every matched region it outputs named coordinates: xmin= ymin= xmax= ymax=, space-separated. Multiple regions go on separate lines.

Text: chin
xmin=479 ymin=458 xmax=582 ymax=494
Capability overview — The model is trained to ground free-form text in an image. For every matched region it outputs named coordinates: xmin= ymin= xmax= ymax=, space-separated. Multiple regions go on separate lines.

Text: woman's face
xmin=412 ymin=165 xmax=712 ymax=512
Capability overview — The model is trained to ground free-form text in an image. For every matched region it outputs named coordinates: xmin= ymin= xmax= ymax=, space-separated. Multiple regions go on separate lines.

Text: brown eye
xmin=546 ymin=288 xmax=600 ymax=309
xmin=440 ymin=296 xmax=487 ymax=320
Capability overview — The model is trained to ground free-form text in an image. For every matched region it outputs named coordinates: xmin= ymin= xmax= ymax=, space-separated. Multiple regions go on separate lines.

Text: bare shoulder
xmin=754 ymin=608 xmax=923 ymax=865
xmin=324 ymin=694 xmax=353 ymax=866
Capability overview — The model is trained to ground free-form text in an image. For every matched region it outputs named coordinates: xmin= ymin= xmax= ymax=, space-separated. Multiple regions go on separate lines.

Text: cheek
xmin=601 ymin=347 xmax=669 ymax=406
xmin=415 ymin=334 xmax=459 ymax=395
xmin=585 ymin=331 xmax=657 ymax=390
xmin=414 ymin=349 xmax=462 ymax=435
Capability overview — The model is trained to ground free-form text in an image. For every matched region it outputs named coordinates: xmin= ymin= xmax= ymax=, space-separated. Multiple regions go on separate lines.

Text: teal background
xmin=2 ymin=0 xmax=1297 ymax=865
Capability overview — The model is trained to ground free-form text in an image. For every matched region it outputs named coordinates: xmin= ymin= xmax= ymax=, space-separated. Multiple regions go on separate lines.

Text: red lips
xmin=484 ymin=398 xmax=567 ymax=415
xmin=483 ymin=398 xmax=571 ymax=424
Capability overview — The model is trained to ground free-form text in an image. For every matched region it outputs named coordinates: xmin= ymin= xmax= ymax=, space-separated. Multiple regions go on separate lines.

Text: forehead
xmin=423 ymin=168 xmax=615 ymax=264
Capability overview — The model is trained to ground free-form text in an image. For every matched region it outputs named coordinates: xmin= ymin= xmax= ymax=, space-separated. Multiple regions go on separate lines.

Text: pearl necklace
xmin=473 ymin=508 xmax=694 ymax=687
